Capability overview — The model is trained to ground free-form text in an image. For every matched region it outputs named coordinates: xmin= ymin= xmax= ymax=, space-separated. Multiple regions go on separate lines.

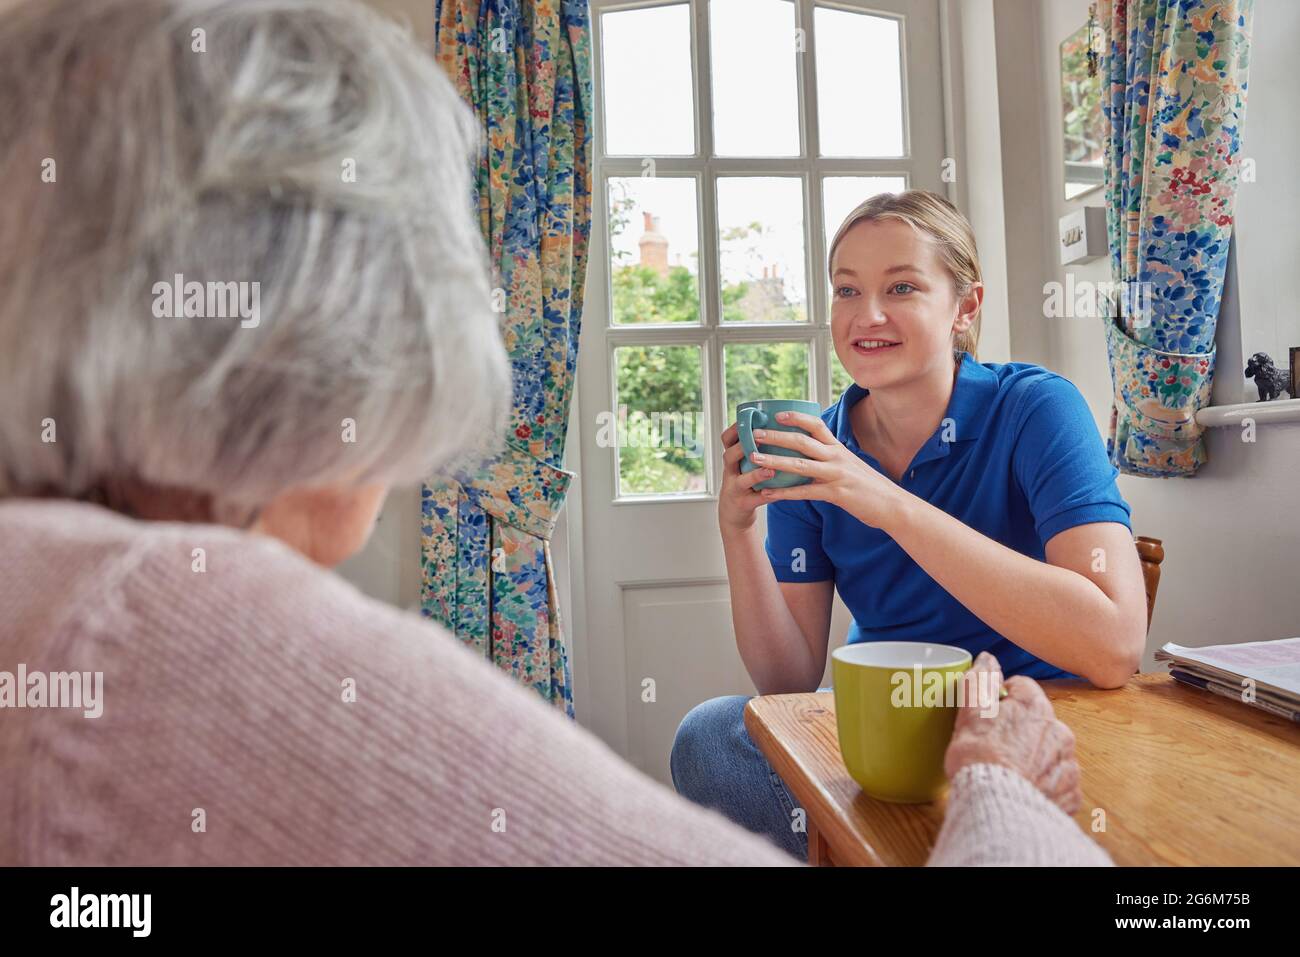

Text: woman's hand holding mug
xmin=744 ymin=410 xmax=907 ymax=530
xmin=717 ymin=420 xmax=778 ymax=535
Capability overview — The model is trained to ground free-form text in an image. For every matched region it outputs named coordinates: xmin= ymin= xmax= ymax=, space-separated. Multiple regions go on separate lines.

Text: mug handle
xmin=737 ymin=407 xmax=768 ymax=471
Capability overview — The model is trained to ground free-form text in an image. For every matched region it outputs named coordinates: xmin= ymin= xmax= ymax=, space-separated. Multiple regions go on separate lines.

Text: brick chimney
xmin=637 ymin=211 xmax=669 ymax=277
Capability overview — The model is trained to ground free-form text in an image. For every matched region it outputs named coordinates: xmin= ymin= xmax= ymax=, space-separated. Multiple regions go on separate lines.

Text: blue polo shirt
xmin=764 ymin=352 xmax=1132 ymax=680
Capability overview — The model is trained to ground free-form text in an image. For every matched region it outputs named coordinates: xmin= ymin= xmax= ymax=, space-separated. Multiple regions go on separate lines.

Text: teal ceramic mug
xmin=736 ymin=399 xmax=822 ymax=490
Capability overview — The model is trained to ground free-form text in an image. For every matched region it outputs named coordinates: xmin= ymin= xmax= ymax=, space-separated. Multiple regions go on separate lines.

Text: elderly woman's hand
xmin=944 ymin=652 xmax=1084 ymax=815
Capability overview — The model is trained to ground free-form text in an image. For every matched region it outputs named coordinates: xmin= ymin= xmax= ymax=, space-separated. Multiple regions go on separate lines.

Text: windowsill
xmin=1196 ymin=397 xmax=1300 ymax=427
xmin=611 ymin=493 xmax=715 ymax=506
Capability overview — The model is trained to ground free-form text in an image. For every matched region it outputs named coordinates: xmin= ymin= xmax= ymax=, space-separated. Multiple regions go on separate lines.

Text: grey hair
xmin=0 ymin=0 xmax=511 ymax=522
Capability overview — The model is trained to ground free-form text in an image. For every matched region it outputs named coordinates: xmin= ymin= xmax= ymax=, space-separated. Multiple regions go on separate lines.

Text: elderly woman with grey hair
xmin=0 ymin=0 xmax=1110 ymax=866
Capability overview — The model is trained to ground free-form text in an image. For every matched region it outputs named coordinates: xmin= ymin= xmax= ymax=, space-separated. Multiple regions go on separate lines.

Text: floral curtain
xmin=1099 ymin=0 xmax=1253 ymax=477
xmin=423 ymin=0 xmax=592 ymax=717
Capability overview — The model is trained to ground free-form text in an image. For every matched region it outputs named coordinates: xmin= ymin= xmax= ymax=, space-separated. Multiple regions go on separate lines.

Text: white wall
xmin=1232 ymin=1 xmax=1300 ymax=378
xmin=364 ymin=0 xmax=432 ymax=41
xmin=993 ymin=0 xmax=1300 ymax=665
xmin=943 ymin=0 xmax=1012 ymax=364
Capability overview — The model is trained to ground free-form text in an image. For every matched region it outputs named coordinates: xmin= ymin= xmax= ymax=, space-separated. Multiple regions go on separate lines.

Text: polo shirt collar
xmin=834 ymin=352 xmax=1000 ymax=469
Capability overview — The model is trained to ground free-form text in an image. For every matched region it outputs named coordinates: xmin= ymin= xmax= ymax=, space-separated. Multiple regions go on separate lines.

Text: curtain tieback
xmin=455 ymin=440 xmax=574 ymax=541
xmin=1105 ymin=317 xmax=1217 ymax=476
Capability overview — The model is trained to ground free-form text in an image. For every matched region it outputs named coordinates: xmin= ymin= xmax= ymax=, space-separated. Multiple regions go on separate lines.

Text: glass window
xmin=722 ymin=342 xmax=812 ymax=422
xmin=608 ymin=177 xmax=701 ymax=325
xmin=614 ymin=345 xmax=707 ymax=496
xmin=815 ymin=8 xmax=904 ymax=157
xmin=602 ymin=5 xmax=695 ymax=155
xmin=709 ymin=0 xmax=800 ymax=157
xmin=717 ymin=177 xmax=808 ymax=322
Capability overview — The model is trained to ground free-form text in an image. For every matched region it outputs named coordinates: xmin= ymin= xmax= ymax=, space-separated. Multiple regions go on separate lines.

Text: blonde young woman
xmin=671 ymin=190 xmax=1147 ymax=858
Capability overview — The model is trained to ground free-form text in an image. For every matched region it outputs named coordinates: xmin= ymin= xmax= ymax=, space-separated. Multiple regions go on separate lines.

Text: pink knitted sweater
xmin=0 ymin=500 xmax=1111 ymax=866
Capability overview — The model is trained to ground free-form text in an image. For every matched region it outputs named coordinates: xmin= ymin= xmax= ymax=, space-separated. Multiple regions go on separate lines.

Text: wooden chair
xmin=1135 ymin=536 xmax=1164 ymax=634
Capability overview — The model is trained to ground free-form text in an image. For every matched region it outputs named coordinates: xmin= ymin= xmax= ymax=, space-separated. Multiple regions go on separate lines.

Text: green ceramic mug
xmin=735 ymin=398 xmax=822 ymax=491
xmin=832 ymin=641 xmax=972 ymax=803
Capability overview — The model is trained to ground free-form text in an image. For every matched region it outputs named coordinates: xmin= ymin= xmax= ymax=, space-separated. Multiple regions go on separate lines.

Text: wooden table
xmin=744 ymin=672 xmax=1300 ymax=866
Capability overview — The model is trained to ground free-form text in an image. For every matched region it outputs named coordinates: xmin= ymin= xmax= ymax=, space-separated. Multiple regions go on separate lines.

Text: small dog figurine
xmin=1244 ymin=352 xmax=1291 ymax=402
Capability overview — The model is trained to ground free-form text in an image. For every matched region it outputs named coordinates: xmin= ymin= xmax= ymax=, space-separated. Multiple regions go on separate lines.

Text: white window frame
xmin=591 ymin=0 xmax=922 ymax=504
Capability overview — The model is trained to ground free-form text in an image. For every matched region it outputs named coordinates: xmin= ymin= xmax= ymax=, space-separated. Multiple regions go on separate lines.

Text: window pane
xmin=614 ymin=345 xmax=707 ymax=496
xmin=723 ymin=342 xmax=811 ymax=423
xmin=815 ymin=8 xmax=904 ymax=157
xmin=602 ymin=5 xmax=695 ymax=155
xmin=608 ymin=177 xmax=700 ymax=325
xmin=717 ymin=177 xmax=807 ymax=322
xmin=823 ymin=175 xmax=908 ymax=251
xmin=710 ymin=0 xmax=799 ymax=156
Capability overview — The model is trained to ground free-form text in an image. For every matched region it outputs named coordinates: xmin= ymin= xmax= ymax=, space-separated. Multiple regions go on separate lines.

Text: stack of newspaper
xmin=1155 ymin=637 xmax=1300 ymax=722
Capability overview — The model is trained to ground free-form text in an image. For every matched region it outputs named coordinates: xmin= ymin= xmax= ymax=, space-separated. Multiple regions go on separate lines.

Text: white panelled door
xmin=575 ymin=0 xmax=946 ymax=782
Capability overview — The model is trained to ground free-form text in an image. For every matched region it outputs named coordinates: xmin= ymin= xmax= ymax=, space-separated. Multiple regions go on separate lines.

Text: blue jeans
xmin=669 ymin=694 xmax=809 ymax=861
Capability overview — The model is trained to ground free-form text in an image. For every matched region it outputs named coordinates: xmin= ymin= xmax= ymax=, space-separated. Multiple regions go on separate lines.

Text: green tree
xmin=611 ymin=239 xmax=820 ymax=493
xmin=613 ymin=264 xmax=699 ymax=325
